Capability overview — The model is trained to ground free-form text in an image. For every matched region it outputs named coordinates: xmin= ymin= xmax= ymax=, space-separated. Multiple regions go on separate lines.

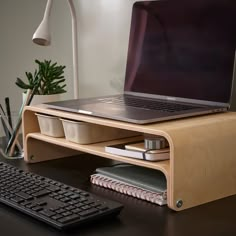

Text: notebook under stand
xmin=22 ymin=104 xmax=236 ymax=211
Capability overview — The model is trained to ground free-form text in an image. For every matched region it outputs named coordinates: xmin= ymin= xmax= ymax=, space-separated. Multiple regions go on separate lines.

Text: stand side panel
xmin=22 ymin=108 xmax=40 ymax=137
xmin=24 ymin=137 xmax=80 ymax=163
xmin=168 ymin=113 xmax=236 ymax=211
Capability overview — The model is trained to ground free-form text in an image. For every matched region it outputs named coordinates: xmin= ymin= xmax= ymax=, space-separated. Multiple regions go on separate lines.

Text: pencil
xmin=0 ymin=104 xmax=10 ymax=141
xmin=5 ymin=97 xmax=13 ymax=128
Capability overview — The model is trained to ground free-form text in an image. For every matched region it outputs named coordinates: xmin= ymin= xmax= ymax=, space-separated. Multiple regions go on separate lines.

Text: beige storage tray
xmin=36 ymin=113 xmax=65 ymax=138
xmin=60 ymin=118 xmax=139 ymax=144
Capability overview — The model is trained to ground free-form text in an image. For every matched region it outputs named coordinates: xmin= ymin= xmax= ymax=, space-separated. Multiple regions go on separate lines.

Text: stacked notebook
xmin=90 ymin=164 xmax=167 ymax=206
xmin=105 ymin=141 xmax=170 ymax=162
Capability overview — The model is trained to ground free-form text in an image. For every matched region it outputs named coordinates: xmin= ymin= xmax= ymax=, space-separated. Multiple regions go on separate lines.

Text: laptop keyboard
xmin=0 ymin=162 xmax=123 ymax=230
xmin=99 ymin=96 xmax=198 ymax=113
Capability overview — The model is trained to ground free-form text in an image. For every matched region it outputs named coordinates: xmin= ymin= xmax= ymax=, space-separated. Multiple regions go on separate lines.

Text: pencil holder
xmin=0 ymin=112 xmax=24 ymax=159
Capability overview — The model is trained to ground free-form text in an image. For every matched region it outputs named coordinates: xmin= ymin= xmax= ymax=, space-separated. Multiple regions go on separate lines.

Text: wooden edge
xmin=22 ymin=109 xmax=40 ymax=137
xmin=25 ymin=133 xmax=170 ymax=175
xmin=168 ymin=113 xmax=236 ymax=211
xmin=24 ymin=135 xmax=80 ymax=163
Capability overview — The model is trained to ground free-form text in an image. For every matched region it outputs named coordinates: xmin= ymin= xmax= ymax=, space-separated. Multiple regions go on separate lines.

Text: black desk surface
xmin=0 ymin=153 xmax=236 ymax=236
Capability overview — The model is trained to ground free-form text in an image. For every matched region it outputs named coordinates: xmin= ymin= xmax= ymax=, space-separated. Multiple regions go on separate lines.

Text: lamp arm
xmin=43 ymin=0 xmax=53 ymax=21
xmin=68 ymin=0 xmax=79 ymax=99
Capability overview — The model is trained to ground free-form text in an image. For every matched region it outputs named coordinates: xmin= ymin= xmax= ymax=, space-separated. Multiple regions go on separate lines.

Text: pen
xmin=5 ymin=97 xmax=12 ymax=128
xmin=0 ymin=104 xmax=10 ymax=141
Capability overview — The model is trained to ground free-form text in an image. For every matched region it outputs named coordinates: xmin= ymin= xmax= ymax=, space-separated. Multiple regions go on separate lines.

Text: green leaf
xmin=15 ymin=59 xmax=66 ymax=95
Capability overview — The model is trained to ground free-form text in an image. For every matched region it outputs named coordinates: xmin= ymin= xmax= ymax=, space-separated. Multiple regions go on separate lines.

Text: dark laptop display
xmin=125 ymin=0 xmax=236 ymax=104
xmin=46 ymin=0 xmax=236 ymax=124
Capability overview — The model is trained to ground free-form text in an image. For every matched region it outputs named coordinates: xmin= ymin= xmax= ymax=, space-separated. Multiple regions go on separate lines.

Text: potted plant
xmin=15 ymin=59 xmax=66 ymax=105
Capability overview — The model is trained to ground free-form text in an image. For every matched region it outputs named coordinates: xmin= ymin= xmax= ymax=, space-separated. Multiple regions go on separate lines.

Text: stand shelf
xmin=22 ymin=104 xmax=236 ymax=211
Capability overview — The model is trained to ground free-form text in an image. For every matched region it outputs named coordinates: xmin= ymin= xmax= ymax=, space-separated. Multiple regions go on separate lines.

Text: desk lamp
xmin=32 ymin=0 xmax=79 ymax=99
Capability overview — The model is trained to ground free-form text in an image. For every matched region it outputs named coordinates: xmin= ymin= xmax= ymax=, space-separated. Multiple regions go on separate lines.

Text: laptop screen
xmin=124 ymin=0 xmax=236 ymax=104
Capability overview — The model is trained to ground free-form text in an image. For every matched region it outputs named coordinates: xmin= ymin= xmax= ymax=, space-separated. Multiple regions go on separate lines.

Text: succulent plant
xmin=15 ymin=59 xmax=66 ymax=95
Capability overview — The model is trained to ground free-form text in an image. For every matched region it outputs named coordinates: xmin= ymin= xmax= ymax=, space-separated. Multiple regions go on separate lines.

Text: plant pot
xmin=22 ymin=93 xmax=61 ymax=106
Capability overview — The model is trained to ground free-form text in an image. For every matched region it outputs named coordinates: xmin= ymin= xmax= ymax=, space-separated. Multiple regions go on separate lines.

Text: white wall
xmin=77 ymin=0 xmax=135 ymax=97
xmin=0 ymin=0 xmax=135 ymax=113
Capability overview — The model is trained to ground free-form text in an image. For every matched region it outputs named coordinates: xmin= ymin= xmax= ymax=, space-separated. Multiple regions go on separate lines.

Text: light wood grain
xmin=22 ymin=105 xmax=236 ymax=211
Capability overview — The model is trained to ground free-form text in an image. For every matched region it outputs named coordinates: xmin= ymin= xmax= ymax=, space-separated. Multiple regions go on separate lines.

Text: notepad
xmin=105 ymin=141 xmax=169 ymax=161
xmin=125 ymin=142 xmax=169 ymax=153
xmin=90 ymin=164 xmax=167 ymax=205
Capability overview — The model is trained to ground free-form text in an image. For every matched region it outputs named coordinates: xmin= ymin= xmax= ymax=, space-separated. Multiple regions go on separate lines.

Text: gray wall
xmin=0 ymin=0 xmax=135 ymax=114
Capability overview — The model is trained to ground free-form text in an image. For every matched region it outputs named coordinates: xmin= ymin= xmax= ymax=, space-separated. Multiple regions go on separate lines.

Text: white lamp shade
xmin=32 ymin=19 xmax=51 ymax=46
xmin=32 ymin=0 xmax=53 ymax=46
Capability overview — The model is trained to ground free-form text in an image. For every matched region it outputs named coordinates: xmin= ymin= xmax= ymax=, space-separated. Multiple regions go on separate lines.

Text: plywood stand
xmin=22 ymin=104 xmax=236 ymax=211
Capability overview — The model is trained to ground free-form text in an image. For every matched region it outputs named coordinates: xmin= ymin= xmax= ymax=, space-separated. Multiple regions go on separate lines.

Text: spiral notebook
xmin=90 ymin=164 xmax=167 ymax=206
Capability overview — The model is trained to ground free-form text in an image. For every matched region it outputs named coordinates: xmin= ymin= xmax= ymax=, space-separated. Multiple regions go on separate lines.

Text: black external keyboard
xmin=0 ymin=162 xmax=123 ymax=230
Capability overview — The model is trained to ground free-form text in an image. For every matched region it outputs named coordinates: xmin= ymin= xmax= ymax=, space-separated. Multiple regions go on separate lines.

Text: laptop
xmin=46 ymin=0 xmax=236 ymax=124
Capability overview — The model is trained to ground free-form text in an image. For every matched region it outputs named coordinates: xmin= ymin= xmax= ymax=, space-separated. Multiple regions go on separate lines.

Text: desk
xmin=1 ymin=153 xmax=236 ymax=236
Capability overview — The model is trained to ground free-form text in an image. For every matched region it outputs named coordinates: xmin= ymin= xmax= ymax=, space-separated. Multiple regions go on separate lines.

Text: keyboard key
xmin=40 ymin=209 xmax=56 ymax=217
xmin=11 ymin=196 xmax=24 ymax=203
xmin=32 ymin=189 xmax=50 ymax=197
xmin=16 ymin=191 xmax=33 ymax=200
xmin=52 ymin=214 xmax=63 ymax=221
xmin=32 ymin=206 xmax=44 ymax=212
xmin=78 ymin=208 xmax=99 ymax=217
xmin=58 ymin=214 xmax=80 ymax=224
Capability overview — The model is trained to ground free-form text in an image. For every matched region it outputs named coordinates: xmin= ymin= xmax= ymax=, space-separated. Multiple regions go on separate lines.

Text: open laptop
xmin=46 ymin=0 xmax=236 ymax=124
